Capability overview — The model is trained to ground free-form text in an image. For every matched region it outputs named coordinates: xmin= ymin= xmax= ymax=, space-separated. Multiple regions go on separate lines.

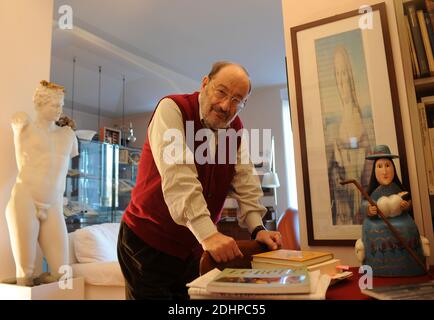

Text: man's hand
xmin=201 ymin=232 xmax=243 ymax=263
xmin=255 ymin=230 xmax=282 ymax=250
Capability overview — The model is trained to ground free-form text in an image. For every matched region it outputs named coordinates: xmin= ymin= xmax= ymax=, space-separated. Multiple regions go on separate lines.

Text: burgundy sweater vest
xmin=122 ymin=92 xmax=243 ymax=260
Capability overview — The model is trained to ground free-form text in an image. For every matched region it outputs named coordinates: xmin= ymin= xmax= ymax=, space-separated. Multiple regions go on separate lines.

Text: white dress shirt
xmin=147 ymin=95 xmax=266 ymax=243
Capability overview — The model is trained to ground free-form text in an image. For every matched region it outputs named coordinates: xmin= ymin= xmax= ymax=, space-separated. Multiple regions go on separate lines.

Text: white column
xmin=0 ymin=0 xmax=54 ymax=280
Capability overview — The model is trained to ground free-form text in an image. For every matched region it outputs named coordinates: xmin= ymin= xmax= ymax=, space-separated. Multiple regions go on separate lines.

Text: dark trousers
xmin=117 ymin=221 xmax=200 ymax=300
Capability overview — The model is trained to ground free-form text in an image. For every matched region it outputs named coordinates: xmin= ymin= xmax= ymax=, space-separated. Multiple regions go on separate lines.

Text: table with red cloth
xmin=326 ymin=266 xmax=434 ymax=300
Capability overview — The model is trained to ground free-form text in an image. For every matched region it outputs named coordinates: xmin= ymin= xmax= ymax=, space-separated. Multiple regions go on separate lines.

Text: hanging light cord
xmin=71 ymin=57 xmax=76 ymax=121
xmin=122 ymin=76 xmax=126 ymax=129
xmin=98 ymin=66 xmax=102 ymax=131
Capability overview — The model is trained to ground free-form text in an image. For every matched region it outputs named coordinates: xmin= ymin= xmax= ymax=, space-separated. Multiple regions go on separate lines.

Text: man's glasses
xmin=209 ymin=82 xmax=247 ymax=109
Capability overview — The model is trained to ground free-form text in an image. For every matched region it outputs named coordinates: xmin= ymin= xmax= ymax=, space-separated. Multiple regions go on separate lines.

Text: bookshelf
xmin=395 ymin=0 xmax=434 ymax=264
xmin=414 ymin=76 xmax=434 ymax=95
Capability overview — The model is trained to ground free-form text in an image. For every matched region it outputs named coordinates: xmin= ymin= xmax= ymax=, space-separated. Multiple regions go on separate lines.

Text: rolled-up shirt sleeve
xmin=147 ymin=98 xmax=218 ymax=242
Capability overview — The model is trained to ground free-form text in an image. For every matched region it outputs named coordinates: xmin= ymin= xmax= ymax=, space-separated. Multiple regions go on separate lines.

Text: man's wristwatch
xmin=251 ymin=225 xmax=266 ymax=240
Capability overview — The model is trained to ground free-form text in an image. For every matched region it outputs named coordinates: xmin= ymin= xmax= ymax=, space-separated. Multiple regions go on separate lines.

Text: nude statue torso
xmin=14 ymin=122 xmax=76 ymax=206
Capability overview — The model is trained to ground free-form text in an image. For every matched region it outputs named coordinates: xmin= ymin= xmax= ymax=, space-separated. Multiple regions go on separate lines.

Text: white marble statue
xmin=5 ymin=80 xmax=79 ymax=286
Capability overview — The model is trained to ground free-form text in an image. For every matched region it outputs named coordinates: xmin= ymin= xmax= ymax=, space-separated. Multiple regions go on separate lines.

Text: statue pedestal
xmin=0 ymin=277 xmax=84 ymax=300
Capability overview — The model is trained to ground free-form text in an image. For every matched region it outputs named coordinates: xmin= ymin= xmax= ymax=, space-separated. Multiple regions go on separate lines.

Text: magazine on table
xmin=187 ymin=269 xmax=331 ymax=300
xmin=361 ymin=280 xmax=434 ymax=300
xmin=206 ymin=268 xmax=310 ymax=294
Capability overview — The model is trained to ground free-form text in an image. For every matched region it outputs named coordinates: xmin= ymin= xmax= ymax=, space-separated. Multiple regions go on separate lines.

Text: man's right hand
xmin=201 ymin=232 xmax=243 ymax=263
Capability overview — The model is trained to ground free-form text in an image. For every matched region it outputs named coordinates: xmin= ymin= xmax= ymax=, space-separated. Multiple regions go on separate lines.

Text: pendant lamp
xmin=121 ymin=76 xmax=136 ymax=145
xmin=98 ymin=65 xmax=102 ymax=133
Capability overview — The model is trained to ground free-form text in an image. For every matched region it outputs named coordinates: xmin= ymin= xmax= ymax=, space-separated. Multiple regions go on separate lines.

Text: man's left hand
xmin=255 ymin=230 xmax=282 ymax=250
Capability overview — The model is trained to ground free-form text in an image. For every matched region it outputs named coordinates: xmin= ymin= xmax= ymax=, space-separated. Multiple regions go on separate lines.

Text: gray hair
xmin=208 ymin=61 xmax=252 ymax=93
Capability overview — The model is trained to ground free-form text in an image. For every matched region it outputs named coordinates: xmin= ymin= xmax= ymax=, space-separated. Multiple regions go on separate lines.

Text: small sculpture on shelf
xmin=353 ymin=145 xmax=430 ymax=276
xmin=4 ymin=80 xmax=79 ymax=286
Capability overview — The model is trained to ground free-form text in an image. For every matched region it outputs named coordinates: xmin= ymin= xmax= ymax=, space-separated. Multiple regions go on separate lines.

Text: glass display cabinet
xmin=64 ymin=139 xmax=140 ymax=232
xmin=118 ymin=145 xmax=141 ymax=217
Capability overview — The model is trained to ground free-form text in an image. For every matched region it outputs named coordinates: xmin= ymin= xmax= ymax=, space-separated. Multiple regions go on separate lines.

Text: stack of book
xmin=250 ymin=249 xmax=352 ymax=283
xmin=251 ymin=250 xmax=335 ymax=274
xmin=206 ymin=268 xmax=310 ymax=294
xmin=187 ymin=268 xmax=331 ymax=300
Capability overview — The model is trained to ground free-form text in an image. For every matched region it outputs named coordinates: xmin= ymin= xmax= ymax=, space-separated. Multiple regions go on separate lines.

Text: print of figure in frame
xmin=315 ymin=29 xmax=376 ymax=226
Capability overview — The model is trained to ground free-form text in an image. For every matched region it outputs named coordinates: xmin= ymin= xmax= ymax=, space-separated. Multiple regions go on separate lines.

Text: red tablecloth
xmin=326 ymin=266 xmax=434 ymax=300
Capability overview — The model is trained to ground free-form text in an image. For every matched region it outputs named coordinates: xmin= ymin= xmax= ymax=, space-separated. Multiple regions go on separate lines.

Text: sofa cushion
xmin=71 ymin=261 xmax=124 ymax=286
xmin=74 ymin=223 xmax=120 ymax=263
xmin=68 ymin=231 xmax=78 ymax=264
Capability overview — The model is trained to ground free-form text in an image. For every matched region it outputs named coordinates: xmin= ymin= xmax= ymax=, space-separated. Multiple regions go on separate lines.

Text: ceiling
xmin=51 ymin=0 xmax=287 ymax=117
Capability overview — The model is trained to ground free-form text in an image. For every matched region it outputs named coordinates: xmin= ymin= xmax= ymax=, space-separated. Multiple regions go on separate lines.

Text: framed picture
xmin=119 ymin=149 xmax=129 ymax=164
xmin=291 ymin=2 xmax=409 ymax=245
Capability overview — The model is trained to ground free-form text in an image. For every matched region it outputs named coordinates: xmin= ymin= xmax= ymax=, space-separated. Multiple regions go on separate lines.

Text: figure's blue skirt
xmin=362 ymin=213 xmax=426 ymax=277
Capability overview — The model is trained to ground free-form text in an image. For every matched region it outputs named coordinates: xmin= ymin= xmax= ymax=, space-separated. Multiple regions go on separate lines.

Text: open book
xmin=206 ymin=268 xmax=310 ymax=294
xmin=187 ymin=269 xmax=331 ymax=300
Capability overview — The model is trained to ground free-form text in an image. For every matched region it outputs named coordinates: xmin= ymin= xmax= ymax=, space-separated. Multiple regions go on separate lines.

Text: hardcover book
xmin=417 ymin=100 xmax=434 ymax=194
xmin=407 ymin=4 xmax=430 ymax=76
xmin=425 ymin=0 xmax=434 ymax=31
xmin=417 ymin=10 xmax=434 ymax=73
xmin=206 ymin=268 xmax=310 ymax=294
xmin=252 ymin=249 xmax=333 ymax=267
xmin=405 ymin=14 xmax=421 ymax=77
xmin=251 ymin=258 xmax=341 ymax=276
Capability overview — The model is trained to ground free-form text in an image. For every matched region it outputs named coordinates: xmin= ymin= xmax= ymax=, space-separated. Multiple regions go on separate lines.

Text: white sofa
xmin=68 ymin=223 xmax=125 ymax=300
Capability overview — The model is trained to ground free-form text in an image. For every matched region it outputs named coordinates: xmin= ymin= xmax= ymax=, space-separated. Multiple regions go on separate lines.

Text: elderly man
xmin=117 ymin=61 xmax=281 ymax=299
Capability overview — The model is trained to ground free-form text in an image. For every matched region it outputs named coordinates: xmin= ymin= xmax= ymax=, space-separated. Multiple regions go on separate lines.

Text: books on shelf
xmin=423 ymin=11 xmax=434 ymax=60
xmin=188 ymin=268 xmax=331 ymax=300
xmin=428 ymin=126 xmax=434 ymax=177
xmin=406 ymin=14 xmax=422 ymax=78
xmin=425 ymin=0 xmax=434 ymax=29
xmin=417 ymin=9 xmax=434 ymax=74
xmin=206 ymin=268 xmax=310 ymax=294
xmin=252 ymin=249 xmax=334 ymax=267
xmin=418 ymin=100 xmax=434 ymax=194
xmin=361 ymin=280 xmax=434 ymax=300
xmin=407 ymin=3 xmax=431 ymax=77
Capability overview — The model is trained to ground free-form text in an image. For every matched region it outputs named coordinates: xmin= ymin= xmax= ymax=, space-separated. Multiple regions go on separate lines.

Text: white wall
xmin=112 ymin=112 xmax=153 ymax=149
xmin=62 ymin=107 xmax=152 ymax=150
xmin=282 ymin=0 xmax=419 ymax=266
xmin=240 ymin=85 xmax=290 ymax=218
xmin=0 ymin=0 xmax=54 ymax=279
xmin=62 ymin=107 xmax=116 ymax=132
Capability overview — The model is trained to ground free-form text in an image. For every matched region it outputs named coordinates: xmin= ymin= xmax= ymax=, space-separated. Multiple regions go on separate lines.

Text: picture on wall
xmin=315 ymin=29 xmax=376 ymax=226
xmin=290 ymin=2 xmax=409 ymax=245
